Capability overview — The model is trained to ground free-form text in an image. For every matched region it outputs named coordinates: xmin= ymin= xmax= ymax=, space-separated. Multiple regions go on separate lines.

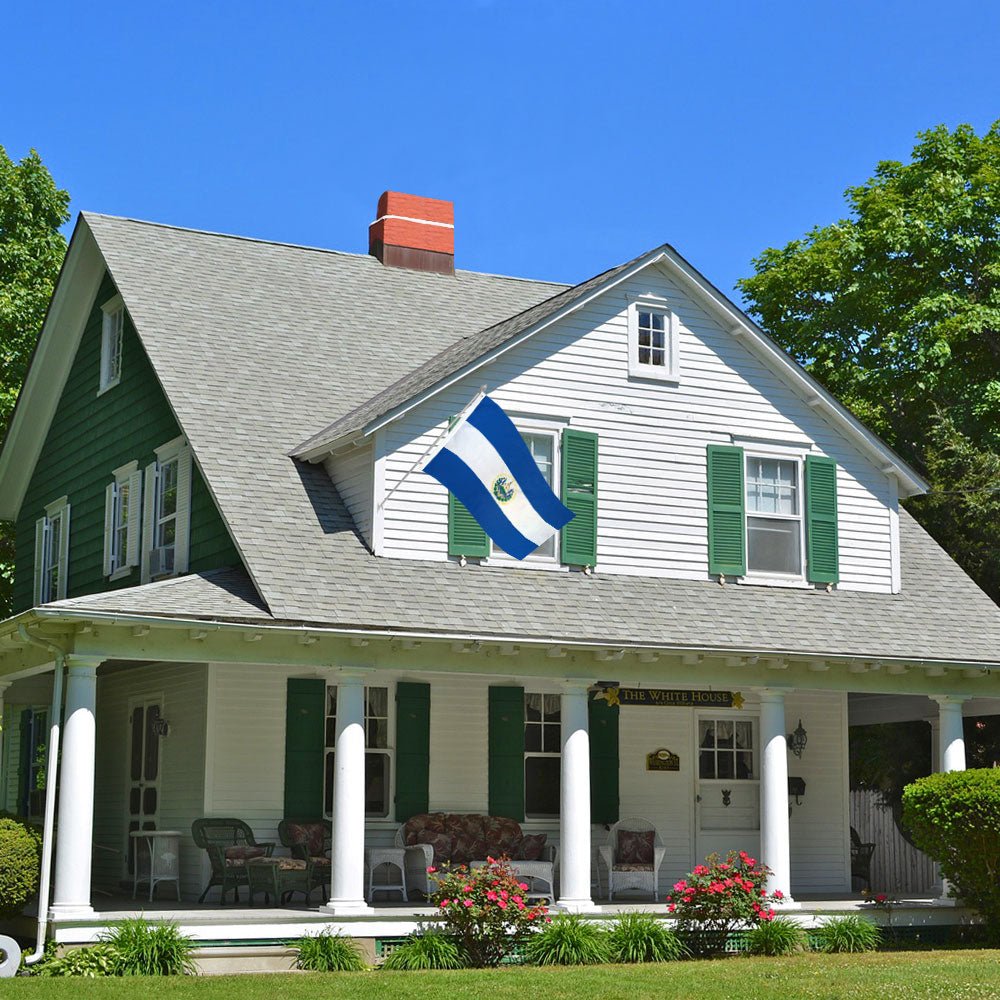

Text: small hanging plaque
xmin=646 ymin=748 xmax=681 ymax=772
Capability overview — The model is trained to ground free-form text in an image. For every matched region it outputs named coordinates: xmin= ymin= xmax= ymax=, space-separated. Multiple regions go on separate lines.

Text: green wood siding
xmin=13 ymin=273 xmax=242 ymax=611
xmin=805 ymin=455 xmax=840 ymax=585
xmin=707 ymin=444 xmax=746 ymax=577
xmin=588 ymin=694 xmax=619 ymax=824
xmin=488 ymin=685 xmax=525 ymax=821
xmin=284 ymin=678 xmax=326 ymax=818
xmin=394 ymin=682 xmax=431 ymax=822
xmin=560 ymin=429 xmax=598 ymax=566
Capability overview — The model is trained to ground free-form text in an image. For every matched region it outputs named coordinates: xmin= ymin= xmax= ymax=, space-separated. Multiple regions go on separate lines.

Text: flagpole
xmin=377 ymin=386 xmax=487 ymax=510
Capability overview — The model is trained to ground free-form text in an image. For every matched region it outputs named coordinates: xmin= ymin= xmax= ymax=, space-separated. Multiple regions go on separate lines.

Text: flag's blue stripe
xmin=425 ymin=448 xmax=537 ymax=559
xmin=467 ymin=397 xmax=575 ymax=530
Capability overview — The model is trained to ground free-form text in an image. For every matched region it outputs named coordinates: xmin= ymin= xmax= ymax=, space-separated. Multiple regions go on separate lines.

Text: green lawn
xmin=6 ymin=952 xmax=1000 ymax=1000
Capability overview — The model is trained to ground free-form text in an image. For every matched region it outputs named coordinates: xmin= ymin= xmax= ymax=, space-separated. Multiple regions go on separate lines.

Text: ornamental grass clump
xmin=295 ymin=931 xmax=367 ymax=972
xmin=100 ymin=919 xmax=196 ymax=975
xmin=428 ymin=856 xmax=549 ymax=967
xmin=744 ymin=915 xmax=808 ymax=956
xmin=607 ymin=912 xmax=687 ymax=963
xmin=666 ymin=850 xmax=785 ymax=956
xmin=381 ymin=929 xmax=466 ymax=970
xmin=523 ymin=914 xmax=611 ymax=966
xmin=813 ymin=914 xmax=881 ymax=953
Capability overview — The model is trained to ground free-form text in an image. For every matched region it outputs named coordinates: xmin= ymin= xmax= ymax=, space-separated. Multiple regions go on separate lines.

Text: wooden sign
xmin=646 ymin=748 xmax=680 ymax=772
xmin=596 ymin=688 xmax=744 ymax=710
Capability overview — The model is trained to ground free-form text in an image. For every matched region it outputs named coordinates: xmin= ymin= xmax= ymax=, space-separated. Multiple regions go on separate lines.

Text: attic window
xmin=627 ymin=297 xmax=678 ymax=382
xmin=100 ymin=295 xmax=125 ymax=394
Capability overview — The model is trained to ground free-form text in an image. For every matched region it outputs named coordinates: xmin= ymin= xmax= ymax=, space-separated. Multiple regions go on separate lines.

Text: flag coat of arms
xmin=422 ymin=394 xmax=575 ymax=559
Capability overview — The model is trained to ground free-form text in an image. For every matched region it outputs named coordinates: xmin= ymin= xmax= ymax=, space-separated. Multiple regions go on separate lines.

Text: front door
xmin=695 ymin=713 xmax=761 ymax=863
xmin=126 ymin=700 xmax=163 ymax=875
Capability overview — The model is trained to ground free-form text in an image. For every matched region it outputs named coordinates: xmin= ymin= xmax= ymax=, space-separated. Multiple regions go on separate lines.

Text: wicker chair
xmin=191 ymin=818 xmax=275 ymax=904
xmin=850 ymin=826 xmax=876 ymax=890
xmin=599 ymin=817 xmax=666 ymax=900
xmin=278 ymin=818 xmax=331 ymax=900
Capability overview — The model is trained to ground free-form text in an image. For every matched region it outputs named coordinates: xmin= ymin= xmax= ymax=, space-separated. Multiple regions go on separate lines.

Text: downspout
xmin=16 ymin=625 xmax=68 ymax=966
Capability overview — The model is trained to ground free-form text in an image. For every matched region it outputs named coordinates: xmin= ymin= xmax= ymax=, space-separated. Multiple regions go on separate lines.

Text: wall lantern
xmin=151 ymin=718 xmax=171 ymax=738
xmin=787 ymin=719 xmax=807 ymax=758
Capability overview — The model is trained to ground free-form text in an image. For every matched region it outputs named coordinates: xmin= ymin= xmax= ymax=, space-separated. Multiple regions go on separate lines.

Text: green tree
xmin=0 ymin=147 xmax=70 ymax=614
xmin=738 ymin=121 xmax=1000 ymax=601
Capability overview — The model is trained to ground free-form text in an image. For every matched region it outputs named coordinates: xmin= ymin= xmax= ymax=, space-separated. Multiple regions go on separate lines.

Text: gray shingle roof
xmin=78 ymin=213 xmax=1000 ymax=667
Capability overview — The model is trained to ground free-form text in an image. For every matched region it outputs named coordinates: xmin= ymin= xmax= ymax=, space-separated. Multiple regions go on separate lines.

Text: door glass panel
xmin=143 ymin=787 xmax=158 ymax=814
xmin=144 ymin=705 xmax=161 ymax=780
xmin=129 ymin=787 xmax=141 ymax=813
xmin=130 ymin=708 xmax=143 ymax=781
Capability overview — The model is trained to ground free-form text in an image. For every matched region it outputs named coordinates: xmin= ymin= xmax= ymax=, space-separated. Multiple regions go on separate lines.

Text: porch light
xmin=788 ymin=720 xmax=807 ymax=758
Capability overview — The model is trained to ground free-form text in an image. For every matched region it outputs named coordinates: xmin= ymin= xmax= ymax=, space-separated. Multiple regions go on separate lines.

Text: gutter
xmin=15 ymin=625 xmax=68 ymax=968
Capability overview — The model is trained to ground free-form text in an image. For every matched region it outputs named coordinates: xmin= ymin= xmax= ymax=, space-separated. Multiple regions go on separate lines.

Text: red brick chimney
xmin=368 ymin=191 xmax=455 ymax=274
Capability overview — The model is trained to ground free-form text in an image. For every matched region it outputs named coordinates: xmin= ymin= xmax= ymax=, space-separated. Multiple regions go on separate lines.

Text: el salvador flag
xmin=422 ymin=394 xmax=575 ymax=559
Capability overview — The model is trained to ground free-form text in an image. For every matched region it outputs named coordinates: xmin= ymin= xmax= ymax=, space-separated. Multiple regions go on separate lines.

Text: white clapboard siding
xmin=94 ymin=663 xmax=208 ymax=900
xmin=325 ymin=441 xmax=374 ymax=550
xmin=849 ymin=789 xmax=937 ymax=895
xmin=375 ymin=269 xmax=895 ymax=592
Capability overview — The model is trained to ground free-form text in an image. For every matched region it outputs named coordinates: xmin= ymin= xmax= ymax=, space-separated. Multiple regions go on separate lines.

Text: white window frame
xmin=104 ymin=461 xmax=142 ymax=580
xmin=34 ymin=496 xmax=71 ymax=605
xmin=141 ymin=437 xmax=192 ymax=583
xmin=627 ymin=294 xmax=679 ymax=382
xmin=323 ymin=683 xmax=394 ymax=821
xmin=99 ymin=294 xmax=125 ymax=395
xmin=740 ymin=446 xmax=808 ymax=588
xmin=487 ymin=417 xmax=563 ymax=567
xmin=524 ymin=690 xmax=561 ymax=820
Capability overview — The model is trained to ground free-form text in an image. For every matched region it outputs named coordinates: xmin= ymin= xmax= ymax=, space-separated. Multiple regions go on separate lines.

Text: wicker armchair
xmin=278 ymin=818 xmax=331 ymax=899
xmin=850 ymin=826 xmax=875 ymax=890
xmin=191 ymin=818 xmax=275 ymax=904
xmin=598 ymin=817 xmax=666 ymax=900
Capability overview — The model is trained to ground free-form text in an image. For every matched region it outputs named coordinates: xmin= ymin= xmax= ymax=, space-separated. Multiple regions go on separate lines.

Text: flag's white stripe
xmin=446 ymin=422 xmax=556 ymax=546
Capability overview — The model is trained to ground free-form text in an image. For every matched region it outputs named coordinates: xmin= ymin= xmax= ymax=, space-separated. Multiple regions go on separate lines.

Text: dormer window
xmin=100 ymin=295 xmax=125 ymax=394
xmin=627 ymin=297 xmax=678 ymax=381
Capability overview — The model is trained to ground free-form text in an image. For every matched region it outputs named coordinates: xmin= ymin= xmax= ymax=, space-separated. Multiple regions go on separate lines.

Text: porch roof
xmin=45 ymin=499 xmax=1000 ymax=667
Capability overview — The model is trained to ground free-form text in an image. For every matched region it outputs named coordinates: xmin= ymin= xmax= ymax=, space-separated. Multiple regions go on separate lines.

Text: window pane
xmin=324 ymin=751 xmax=335 ymax=814
xmin=735 ymin=721 xmax=752 ymax=748
xmin=525 ymin=757 xmax=560 ymax=816
xmin=366 ymin=686 xmax=388 ymax=719
xmin=325 ymin=717 xmax=337 ymax=747
xmin=748 ymin=517 xmax=800 ymax=574
xmin=699 ymin=721 xmax=715 ymax=748
xmin=525 ymin=722 xmax=542 ymax=752
xmin=746 ymin=458 xmax=797 ymax=515
xmin=365 ymin=752 xmax=390 ymax=815
xmin=699 ymin=751 xmax=716 ymax=779
xmin=542 ymin=724 xmax=560 ymax=753
xmin=367 ymin=717 xmax=388 ymax=748
xmin=525 ymin=694 xmax=543 ymax=722
xmin=143 ymin=786 xmax=158 ymax=815
xmin=543 ymin=694 xmax=561 ymax=721
xmin=327 ymin=688 xmax=337 ymax=716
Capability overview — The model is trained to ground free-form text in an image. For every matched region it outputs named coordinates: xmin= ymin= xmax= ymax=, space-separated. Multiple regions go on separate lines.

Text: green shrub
xmin=902 ymin=769 xmax=1000 ymax=937
xmin=744 ymin=916 xmax=808 ymax=956
xmin=0 ymin=816 xmax=42 ymax=919
xmin=523 ymin=914 xmax=611 ymax=966
xmin=813 ymin=915 xmax=881 ymax=953
xmin=607 ymin=912 xmax=687 ymax=963
xmin=381 ymin=930 xmax=465 ymax=970
xmin=34 ymin=945 xmax=118 ymax=977
xmin=295 ymin=931 xmax=367 ymax=972
xmin=101 ymin=918 xmax=196 ymax=975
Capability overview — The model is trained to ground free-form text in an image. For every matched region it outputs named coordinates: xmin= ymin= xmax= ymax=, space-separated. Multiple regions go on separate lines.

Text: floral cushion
xmin=310 ymin=856 xmax=332 ymax=868
xmin=416 ymin=830 xmax=453 ymax=864
xmin=617 ymin=830 xmax=654 ymax=866
xmin=403 ymin=814 xmax=448 ymax=845
xmin=402 ymin=813 xmax=529 ymax=865
xmin=224 ymin=846 xmax=266 ymax=867
xmin=615 ymin=862 xmax=654 ymax=872
xmin=246 ymin=856 xmax=307 ymax=870
xmin=285 ymin=821 xmax=326 ymax=857
xmin=451 ymin=835 xmax=489 ymax=865
xmin=516 ymin=833 xmax=547 ymax=861
xmin=483 ymin=816 xmax=523 ymax=857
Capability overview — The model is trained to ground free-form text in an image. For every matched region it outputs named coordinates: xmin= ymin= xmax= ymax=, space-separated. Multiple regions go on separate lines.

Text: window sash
xmin=155 ymin=458 xmax=179 ymax=550
xmin=111 ymin=480 xmax=130 ymax=571
xmin=744 ymin=455 xmax=804 ymax=576
xmin=42 ymin=512 xmax=62 ymax=602
xmin=324 ymin=685 xmax=392 ymax=817
xmin=524 ymin=692 xmax=560 ymax=817
xmin=698 ymin=717 xmax=756 ymax=780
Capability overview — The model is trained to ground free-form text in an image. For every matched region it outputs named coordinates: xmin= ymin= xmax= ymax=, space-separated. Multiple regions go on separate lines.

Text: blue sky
xmin=6 ymin=1 xmax=999 ymax=299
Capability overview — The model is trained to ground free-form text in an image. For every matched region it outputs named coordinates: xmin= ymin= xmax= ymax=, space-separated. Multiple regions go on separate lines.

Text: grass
xmin=6 ymin=951 xmax=1000 ymax=999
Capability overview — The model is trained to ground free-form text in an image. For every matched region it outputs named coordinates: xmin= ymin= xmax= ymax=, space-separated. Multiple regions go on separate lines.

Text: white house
xmin=1 ymin=191 xmax=999 ymax=950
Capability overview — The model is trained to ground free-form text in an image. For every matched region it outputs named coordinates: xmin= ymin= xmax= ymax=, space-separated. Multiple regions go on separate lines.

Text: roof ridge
xmin=81 ymin=212 xmax=566 ymax=286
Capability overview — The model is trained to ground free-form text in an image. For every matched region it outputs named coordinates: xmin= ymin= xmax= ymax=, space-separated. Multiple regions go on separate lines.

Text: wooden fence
xmin=849 ymin=789 xmax=937 ymax=895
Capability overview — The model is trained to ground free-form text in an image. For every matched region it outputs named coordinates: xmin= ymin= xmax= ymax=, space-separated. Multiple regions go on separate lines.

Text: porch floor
xmin=21 ymin=891 xmax=978 ymax=946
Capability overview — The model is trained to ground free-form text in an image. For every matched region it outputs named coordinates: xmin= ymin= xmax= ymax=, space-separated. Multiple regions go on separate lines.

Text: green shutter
xmin=806 ymin=455 xmax=839 ymax=585
xmin=17 ymin=709 xmax=32 ymax=815
xmin=488 ymin=686 xmax=525 ymax=821
xmin=447 ymin=415 xmax=490 ymax=558
xmin=284 ymin=678 xmax=326 ymax=818
xmin=395 ymin=682 xmax=430 ymax=822
xmin=589 ymin=695 xmax=619 ymax=825
xmin=707 ymin=444 xmax=746 ymax=577
xmin=561 ymin=429 xmax=598 ymax=566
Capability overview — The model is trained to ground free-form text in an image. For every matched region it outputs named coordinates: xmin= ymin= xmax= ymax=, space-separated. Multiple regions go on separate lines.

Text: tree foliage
xmin=738 ymin=121 xmax=1000 ymax=600
xmin=0 ymin=147 xmax=69 ymax=614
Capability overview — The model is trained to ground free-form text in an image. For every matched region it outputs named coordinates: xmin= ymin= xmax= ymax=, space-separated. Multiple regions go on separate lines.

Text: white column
xmin=935 ymin=696 xmax=967 ymax=773
xmin=51 ymin=657 xmax=102 ymax=919
xmin=557 ymin=681 xmax=596 ymax=912
xmin=932 ymin=696 xmax=967 ymax=905
xmin=757 ymin=689 xmax=794 ymax=904
xmin=323 ymin=669 xmax=373 ymax=915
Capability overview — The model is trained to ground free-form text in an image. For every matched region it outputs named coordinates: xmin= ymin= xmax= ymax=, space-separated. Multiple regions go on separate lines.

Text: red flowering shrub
xmin=665 ymin=850 xmax=783 ymax=955
xmin=428 ymin=856 xmax=549 ymax=967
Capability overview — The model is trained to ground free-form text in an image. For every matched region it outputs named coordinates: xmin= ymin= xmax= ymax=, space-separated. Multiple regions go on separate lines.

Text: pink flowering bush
xmin=665 ymin=850 xmax=784 ymax=955
xmin=428 ymin=856 xmax=549 ymax=967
